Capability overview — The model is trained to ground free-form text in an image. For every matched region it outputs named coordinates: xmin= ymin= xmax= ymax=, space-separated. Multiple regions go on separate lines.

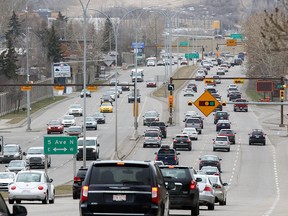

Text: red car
xmin=146 ymin=80 xmax=157 ymax=87
xmin=47 ymin=119 xmax=64 ymax=134
xmin=218 ymin=129 xmax=236 ymax=144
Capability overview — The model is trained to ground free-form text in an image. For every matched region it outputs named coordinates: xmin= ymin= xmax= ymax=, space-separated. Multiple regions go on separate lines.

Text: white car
xmin=183 ymin=88 xmax=194 ymax=97
xmin=181 ymin=127 xmax=198 ymax=140
xmin=213 ymin=136 xmax=230 ymax=152
xmin=68 ymin=104 xmax=83 ymax=116
xmin=147 ymin=59 xmax=156 ymax=66
xmin=24 ymin=147 xmax=51 ymax=168
xmin=8 ymin=170 xmax=55 ymax=204
xmin=0 ymin=172 xmax=16 ymax=191
xmin=61 ymin=115 xmax=76 ymax=127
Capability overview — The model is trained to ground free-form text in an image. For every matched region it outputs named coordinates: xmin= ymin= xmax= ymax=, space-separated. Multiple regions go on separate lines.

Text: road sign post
xmin=44 ymin=136 xmax=78 ymax=155
xmin=194 ymin=91 xmax=220 ymax=117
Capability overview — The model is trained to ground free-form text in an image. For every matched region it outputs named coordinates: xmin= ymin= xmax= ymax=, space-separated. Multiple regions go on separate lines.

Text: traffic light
xmin=199 ymin=101 xmax=215 ymax=106
xmin=187 ymin=100 xmax=193 ymax=106
xmin=222 ymin=101 xmax=227 ymax=106
xmin=234 ymin=79 xmax=244 ymax=84
xmin=168 ymin=95 xmax=174 ymax=108
xmin=168 ymin=84 xmax=174 ymax=91
xmin=280 ymin=90 xmax=285 ymax=101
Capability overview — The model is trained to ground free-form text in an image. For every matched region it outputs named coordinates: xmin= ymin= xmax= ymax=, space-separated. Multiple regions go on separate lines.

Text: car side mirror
xmin=49 ymin=178 xmax=53 ymax=183
xmin=223 ymin=183 xmax=228 ymax=186
xmin=177 ymin=153 xmax=181 ymax=155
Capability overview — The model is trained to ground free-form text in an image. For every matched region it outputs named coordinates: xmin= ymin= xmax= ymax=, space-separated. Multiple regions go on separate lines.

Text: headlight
xmin=14 ymin=153 xmax=19 ymax=157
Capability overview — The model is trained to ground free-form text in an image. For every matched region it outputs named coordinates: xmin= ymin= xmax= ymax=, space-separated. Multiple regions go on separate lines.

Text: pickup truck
xmin=155 ymin=148 xmax=180 ymax=165
xmin=233 ymin=98 xmax=248 ymax=112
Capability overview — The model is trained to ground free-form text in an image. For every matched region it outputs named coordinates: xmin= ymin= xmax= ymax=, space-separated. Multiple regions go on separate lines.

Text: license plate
xmin=113 ymin=194 xmax=126 ymax=201
xmin=22 ymin=190 xmax=31 ymax=193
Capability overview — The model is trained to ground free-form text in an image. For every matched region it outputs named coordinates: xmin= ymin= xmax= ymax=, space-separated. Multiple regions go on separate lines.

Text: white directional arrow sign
xmin=53 ymin=147 xmax=67 ymax=152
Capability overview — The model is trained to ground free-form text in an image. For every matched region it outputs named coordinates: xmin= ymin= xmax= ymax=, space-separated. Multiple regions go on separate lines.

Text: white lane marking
xmin=262 ymin=146 xmax=280 ymax=216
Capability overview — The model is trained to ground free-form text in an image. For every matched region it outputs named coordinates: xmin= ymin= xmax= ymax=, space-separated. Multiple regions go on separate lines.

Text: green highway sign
xmin=185 ymin=53 xmax=199 ymax=59
xmin=230 ymin=33 xmax=243 ymax=40
xmin=180 ymin=41 xmax=189 ymax=47
xmin=44 ymin=136 xmax=78 ymax=155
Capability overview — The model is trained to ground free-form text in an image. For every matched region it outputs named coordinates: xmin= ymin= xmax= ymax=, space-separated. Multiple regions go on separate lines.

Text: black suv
xmin=148 ymin=122 xmax=168 ymax=138
xmin=79 ymin=160 xmax=174 ymax=216
xmin=213 ymin=111 xmax=229 ymax=124
xmin=249 ymin=129 xmax=266 ymax=145
xmin=73 ymin=167 xmax=88 ymax=199
xmin=155 ymin=147 xmax=180 ymax=165
xmin=0 ymin=144 xmax=23 ymax=163
xmin=159 ymin=165 xmax=200 ymax=216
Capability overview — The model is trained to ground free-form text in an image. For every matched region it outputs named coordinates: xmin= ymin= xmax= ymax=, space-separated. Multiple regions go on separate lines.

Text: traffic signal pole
xmin=280 ymin=76 xmax=285 ymax=127
xmin=168 ymin=77 xmax=173 ymax=125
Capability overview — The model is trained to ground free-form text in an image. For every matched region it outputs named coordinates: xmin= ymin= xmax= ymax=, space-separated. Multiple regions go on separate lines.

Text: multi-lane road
xmin=2 ymin=62 xmax=288 ymax=216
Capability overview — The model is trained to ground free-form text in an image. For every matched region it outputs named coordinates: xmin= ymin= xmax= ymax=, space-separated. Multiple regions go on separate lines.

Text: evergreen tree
xmin=47 ymin=25 xmax=63 ymax=62
xmin=102 ymin=17 xmax=115 ymax=53
xmin=5 ymin=11 xmax=21 ymax=42
xmin=54 ymin=11 xmax=68 ymax=40
xmin=3 ymin=36 xmax=18 ymax=79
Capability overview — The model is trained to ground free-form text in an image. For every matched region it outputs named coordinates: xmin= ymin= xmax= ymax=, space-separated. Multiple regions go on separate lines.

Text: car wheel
xmin=249 ymin=142 xmax=252 ymax=145
xmin=199 ymin=131 xmax=202 ymax=134
xmin=188 ymin=147 xmax=192 ymax=151
xmin=219 ymin=200 xmax=225 ymax=205
xmin=263 ymin=142 xmax=266 ymax=145
xmin=213 ymin=148 xmax=216 ymax=151
xmin=49 ymin=193 xmax=55 ymax=204
xmin=47 ymin=131 xmax=51 ymax=134
xmin=227 ymin=148 xmax=230 ymax=152
xmin=95 ymin=126 xmax=97 ymax=130
xmin=234 ymin=108 xmax=236 ymax=112
xmin=8 ymin=199 xmax=14 ymax=204
xmin=208 ymin=202 xmax=215 ymax=210
xmin=42 ymin=193 xmax=48 ymax=204
xmin=191 ymin=202 xmax=199 ymax=216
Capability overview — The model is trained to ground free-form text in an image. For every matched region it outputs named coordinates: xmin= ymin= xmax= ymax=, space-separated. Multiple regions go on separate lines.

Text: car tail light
xmin=74 ymin=176 xmax=81 ymax=183
xmin=186 ymin=140 xmax=190 ymax=143
xmin=214 ymin=184 xmax=222 ymax=189
xmin=164 ymin=127 xmax=166 ymax=131
xmin=190 ymin=180 xmax=197 ymax=190
xmin=158 ymin=137 xmax=161 ymax=140
xmin=203 ymin=184 xmax=213 ymax=192
xmin=174 ymin=155 xmax=177 ymax=161
xmin=173 ymin=140 xmax=177 ymax=143
xmin=38 ymin=185 xmax=44 ymax=190
xmin=155 ymin=155 xmax=158 ymax=160
xmin=81 ymin=185 xmax=89 ymax=202
xmin=151 ymin=187 xmax=159 ymax=204
xmin=10 ymin=185 xmax=16 ymax=190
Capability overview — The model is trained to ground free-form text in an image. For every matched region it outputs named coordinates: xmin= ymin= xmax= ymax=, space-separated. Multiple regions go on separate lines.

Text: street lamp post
xmin=25 ymin=1 xmax=31 ymax=131
xmin=79 ymin=0 xmax=92 ymax=169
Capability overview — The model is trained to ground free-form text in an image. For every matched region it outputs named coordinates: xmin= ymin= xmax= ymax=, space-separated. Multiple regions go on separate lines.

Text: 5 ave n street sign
xmin=44 ymin=136 xmax=78 ymax=155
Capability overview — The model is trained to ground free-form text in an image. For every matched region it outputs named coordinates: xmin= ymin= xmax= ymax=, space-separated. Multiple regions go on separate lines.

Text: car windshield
xmin=252 ymin=130 xmax=263 ymax=135
xmin=27 ymin=148 xmax=44 ymax=154
xmin=202 ymin=155 xmax=218 ymax=161
xmin=49 ymin=120 xmax=61 ymax=125
xmin=183 ymin=128 xmax=196 ymax=133
xmin=144 ymin=112 xmax=157 ymax=117
xmin=78 ymin=140 xmax=96 ymax=147
xmin=101 ymin=103 xmax=111 ymax=107
xmin=0 ymin=173 xmax=15 ymax=179
xmin=217 ymin=112 xmax=228 ymax=117
xmin=86 ymin=117 xmax=95 ymax=121
xmin=220 ymin=130 xmax=232 ymax=134
xmin=94 ymin=113 xmax=103 ymax=117
xmin=70 ymin=104 xmax=81 ymax=109
xmin=68 ymin=127 xmax=82 ymax=132
xmin=160 ymin=168 xmax=189 ymax=180
xmin=216 ymin=137 xmax=228 ymax=141
xmin=207 ymin=176 xmax=219 ymax=184
xmin=4 ymin=146 xmax=18 ymax=153
xmin=158 ymin=149 xmax=175 ymax=155
xmin=16 ymin=173 xmax=42 ymax=183
xmin=9 ymin=161 xmax=24 ymax=167
xmin=63 ymin=115 xmax=74 ymax=120
xmin=145 ymin=132 xmax=158 ymax=137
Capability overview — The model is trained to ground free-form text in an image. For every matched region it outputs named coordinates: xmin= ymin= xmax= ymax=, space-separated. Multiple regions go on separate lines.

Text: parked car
xmin=155 ymin=147 xmax=180 ymax=165
xmin=213 ymin=135 xmax=230 ymax=152
xmin=46 ymin=119 xmax=64 ymax=134
xmin=199 ymin=155 xmax=222 ymax=172
xmin=159 ymin=165 xmax=200 ymax=215
xmin=79 ymin=160 xmax=174 ymax=216
xmin=172 ymin=134 xmax=192 ymax=151
xmin=194 ymin=174 xmax=215 ymax=210
xmin=0 ymin=144 xmax=23 ymax=163
xmin=65 ymin=125 xmax=83 ymax=138
xmin=207 ymin=175 xmax=228 ymax=205
xmin=0 ymin=172 xmax=16 ymax=191
xmin=5 ymin=160 xmax=29 ymax=174
xmin=23 ymin=147 xmax=51 ymax=168
xmin=8 ymin=170 xmax=55 ymax=204
xmin=73 ymin=167 xmax=88 ymax=199
xmin=249 ymin=129 xmax=266 ymax=145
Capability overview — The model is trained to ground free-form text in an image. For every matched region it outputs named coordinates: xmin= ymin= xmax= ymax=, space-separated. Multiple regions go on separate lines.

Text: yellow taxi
xmin=100 ymin=102 xmax=113 ymax=113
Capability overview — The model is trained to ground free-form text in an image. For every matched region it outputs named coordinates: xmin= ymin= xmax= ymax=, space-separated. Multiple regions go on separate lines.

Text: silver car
xmin=143 ymin=131 xmax=161 ymax=147
xmin=0 ymin=172 xmax=16 ymax=191
xmin=207 ymin=175 xmax=228 ymax=205
xmin=84 ymin=116 xmax=97 ymax=130
xmin=213 ymin=136 xmax=230 ymax=152
xmin=195 ymin=174 xmax=215 ymax=210
xmin=8 ymin=170 xmax=55 ymax=204
xmin=5 ymin=160 xmax=29 ymax=174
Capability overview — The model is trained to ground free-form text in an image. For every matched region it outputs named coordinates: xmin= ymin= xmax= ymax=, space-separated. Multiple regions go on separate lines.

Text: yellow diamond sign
xmin=194 ymin=91 xmax=220 ymax=117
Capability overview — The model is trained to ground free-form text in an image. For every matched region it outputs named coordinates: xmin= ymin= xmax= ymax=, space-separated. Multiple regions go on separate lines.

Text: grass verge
xmin=0 ymin=96 xmax=67 ymax=124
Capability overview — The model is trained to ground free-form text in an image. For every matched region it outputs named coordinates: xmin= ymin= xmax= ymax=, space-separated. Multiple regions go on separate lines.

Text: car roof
xmin=217 ymin=120 xmax=230 ymax=123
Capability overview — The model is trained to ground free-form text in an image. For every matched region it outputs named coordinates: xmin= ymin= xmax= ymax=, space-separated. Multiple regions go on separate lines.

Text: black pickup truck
xmin=148 ymin=121 xmax=168 ymax=138
xmin=155 ymin=148 xmax=180 ymax=165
